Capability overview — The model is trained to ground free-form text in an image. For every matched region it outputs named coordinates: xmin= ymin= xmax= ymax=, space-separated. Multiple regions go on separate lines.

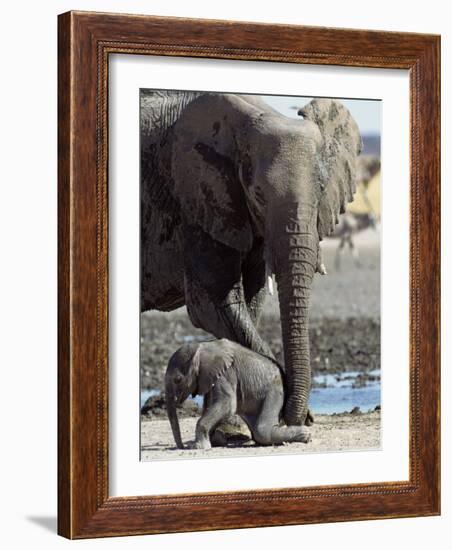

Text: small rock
xmin=350 ymin=406 xmax=362 ymax=415
xmin=141 ymin=394 xmax=166 ymax=416
xmin=141 ymin=394 xmax=202 ymax=418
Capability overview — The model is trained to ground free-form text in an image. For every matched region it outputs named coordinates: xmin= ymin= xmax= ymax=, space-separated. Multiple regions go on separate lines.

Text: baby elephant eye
xmin=174 ymin=374 xmax=182 ymax=384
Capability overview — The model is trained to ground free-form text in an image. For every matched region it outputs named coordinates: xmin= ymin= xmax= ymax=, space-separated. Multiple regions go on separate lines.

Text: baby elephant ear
xmin=197 ymin=339 xmax=235 ymax=395
xmin=301 ymin=98 xmax=363 ymax=240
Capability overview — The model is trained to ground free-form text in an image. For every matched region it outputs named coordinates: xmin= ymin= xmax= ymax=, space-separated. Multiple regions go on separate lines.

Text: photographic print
xmin=139 ymin=90 xmax=381 ymax=460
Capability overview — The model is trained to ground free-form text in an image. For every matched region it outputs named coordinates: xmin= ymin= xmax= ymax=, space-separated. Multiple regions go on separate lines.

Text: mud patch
xmin=141 ymin=313 xmax=380 ymax=391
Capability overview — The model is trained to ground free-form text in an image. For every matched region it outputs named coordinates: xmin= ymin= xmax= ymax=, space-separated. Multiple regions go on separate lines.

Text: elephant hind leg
xmin=253 ymin=420 xmax=311 ymax=445
xmin=252 ymin=389 xmax=311 ymax=445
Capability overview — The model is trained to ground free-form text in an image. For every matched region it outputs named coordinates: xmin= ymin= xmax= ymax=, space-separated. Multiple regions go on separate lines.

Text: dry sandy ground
xmin=141 ymin=411 xmax=380 ymax=461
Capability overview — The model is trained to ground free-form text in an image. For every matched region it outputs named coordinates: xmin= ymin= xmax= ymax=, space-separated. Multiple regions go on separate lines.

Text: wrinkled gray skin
xmin=141 ymin=91 xmax=362 ymax=427
xmin=165 ymin=339 xmax=311 ymax=449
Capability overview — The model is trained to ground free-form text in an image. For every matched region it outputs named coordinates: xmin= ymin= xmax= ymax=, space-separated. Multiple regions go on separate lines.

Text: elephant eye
xmin=174 ymin=374 xmax=182 ymax=384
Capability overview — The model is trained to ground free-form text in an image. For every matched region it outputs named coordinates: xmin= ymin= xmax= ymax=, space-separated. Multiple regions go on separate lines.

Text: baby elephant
xmin=165 ymin=339 xmax=311 ymax=450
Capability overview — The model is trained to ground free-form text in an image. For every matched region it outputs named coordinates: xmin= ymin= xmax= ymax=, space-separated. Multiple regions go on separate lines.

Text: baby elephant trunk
xmin=165 ymin=384 xmax=184 ymax=449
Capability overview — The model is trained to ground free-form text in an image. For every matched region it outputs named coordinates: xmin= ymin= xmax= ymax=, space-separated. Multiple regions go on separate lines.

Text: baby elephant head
xmin=165 ymin=343 xmax=201 ymax=449
xmin=165 ymin=340 xmax=235 ymax=449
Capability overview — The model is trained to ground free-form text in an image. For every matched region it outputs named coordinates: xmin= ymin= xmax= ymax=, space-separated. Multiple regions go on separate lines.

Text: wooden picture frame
xmin=58 ymin=11 xmax=440 ymax=539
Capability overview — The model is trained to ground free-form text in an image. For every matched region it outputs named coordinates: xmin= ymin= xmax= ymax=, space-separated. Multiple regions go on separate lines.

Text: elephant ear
xmin=299 ymin=99 xmax=363 ymax=240
xmin=171 ymin=94 xmax=254 ymax=253
xmin=195 ymin=339 xmax=235 ymax=395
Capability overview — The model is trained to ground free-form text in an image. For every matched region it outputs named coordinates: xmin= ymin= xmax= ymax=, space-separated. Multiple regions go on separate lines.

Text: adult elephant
xmin=140 ymin=91 xmax=362 ymax=427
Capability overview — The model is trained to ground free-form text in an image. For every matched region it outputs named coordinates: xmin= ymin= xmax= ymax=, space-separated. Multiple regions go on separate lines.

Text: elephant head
xmin=165 ymin=341 xmax=234 ymax=448
xmin=171 ymin=95 xmax=362 ymax=426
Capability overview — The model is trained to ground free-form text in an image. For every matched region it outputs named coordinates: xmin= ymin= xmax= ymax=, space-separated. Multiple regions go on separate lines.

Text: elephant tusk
xmin=265 ymin=260 xmax=275 ymax=295
xmin=319 ymin=263 xmax=328 ymax=275
xmin=267 ymin=275 xmax=274 ymax=295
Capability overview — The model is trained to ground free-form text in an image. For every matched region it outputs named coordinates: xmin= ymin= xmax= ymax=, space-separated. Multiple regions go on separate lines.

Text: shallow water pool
xmin=141 ymin=369 xmax=380 ymax=415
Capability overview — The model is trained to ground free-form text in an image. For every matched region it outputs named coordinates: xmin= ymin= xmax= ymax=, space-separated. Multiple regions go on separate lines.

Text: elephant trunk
xmin=165 ymin=382 xmax=184 ymax=449
xmin=272 ymin=206 xmax=318 ymax=426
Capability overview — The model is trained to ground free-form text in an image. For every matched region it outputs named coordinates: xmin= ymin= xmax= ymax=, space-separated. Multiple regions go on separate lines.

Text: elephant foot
xmin=254 ymin=424 xmax=311 ymax=446
xmin=192 ymin=438 xmax=212 ymax=450
xmin=210 ymin=415 xmax=251 ymax=447
xmin=293 ymin=426 xmax=312 ymax=444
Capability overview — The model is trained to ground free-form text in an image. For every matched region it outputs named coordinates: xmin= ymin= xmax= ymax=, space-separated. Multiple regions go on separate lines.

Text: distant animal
xmin=165 ymin=339 xmax=311 ymax=450
xmin=328 ymin=154 xmax=380 ymax=269
xmin=332 ymin=212 xmax=377 ymax=269
xmin=356 ymin=154 xmax=380 ymax=185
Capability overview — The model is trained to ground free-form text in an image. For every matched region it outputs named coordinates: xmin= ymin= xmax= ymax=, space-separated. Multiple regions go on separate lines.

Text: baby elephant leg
xmin=252 ymin=389 xmax=311 ymax=445
xmin=194 ymin=386 xmax=236 ymax=450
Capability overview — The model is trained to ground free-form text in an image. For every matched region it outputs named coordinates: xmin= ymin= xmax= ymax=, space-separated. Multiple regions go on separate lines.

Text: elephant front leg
xmin=194 ymin=387 xmax=235 ymax=450
xmin=183 ymin=225 xmax=273 ymax=358
xmin=216 ymin=284 xmax=274 ymax=358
